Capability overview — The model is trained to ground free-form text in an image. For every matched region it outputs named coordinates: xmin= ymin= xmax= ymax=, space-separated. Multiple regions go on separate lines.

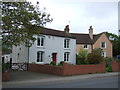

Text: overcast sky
xmin=28 ymin=0 xmax=118 ymax=35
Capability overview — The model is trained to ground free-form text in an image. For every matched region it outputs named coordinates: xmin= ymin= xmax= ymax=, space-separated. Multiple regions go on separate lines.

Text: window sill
xmin=101 ymin=47 xmax=106 ymax=49
xmin=37 ymin=46 xmax=45 ymax=49
xmin=36 ymin=62 xmax=44 ymax=64
xmin=64 ymin=48 xmax=70 ymax=50
xmin=84 ymin=48 xmax=88 ymax=49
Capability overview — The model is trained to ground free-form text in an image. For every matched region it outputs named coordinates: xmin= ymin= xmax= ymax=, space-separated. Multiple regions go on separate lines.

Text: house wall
xmin=2 ymin=54 xmax=11 ymax=63
xmin=93 ymin=33 xmax=112 ymax=57
xmin=76 ymin=44 xmax=92 ymax=54
xmin=12 ymin=45 xmax=28 ymax=63
xmin=29 ymin=35 xmax=76 ymax=64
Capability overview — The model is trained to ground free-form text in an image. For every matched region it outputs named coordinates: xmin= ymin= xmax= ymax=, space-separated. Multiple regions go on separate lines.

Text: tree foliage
xmin=1 ymin=1 xmax=53 ymax=47
xmin=87 ymin=48 xmax=103 ymax=64
xmin=76 ymin=49 xmax=88 ymax=64
xmin=105 ymin=32 xmax=120 ymax=57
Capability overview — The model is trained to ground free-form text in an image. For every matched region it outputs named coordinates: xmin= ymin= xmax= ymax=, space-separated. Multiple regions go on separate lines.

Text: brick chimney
xmin=89 ymin=26 xmax=93 ymax=39
xmin=64 ymin=25 xmax=70 ymax=33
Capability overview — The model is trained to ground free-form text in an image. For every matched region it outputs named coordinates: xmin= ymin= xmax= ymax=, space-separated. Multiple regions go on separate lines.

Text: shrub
xmin=50 ymin=61 xmax=56 ymax=66
xmin=92 ymin=48 xmax=102 ymax=55
xmin=76 ymin=49 xmax=88 ymax=65
xmin=87 ymin=52 xmax=103 ymax=64
xmin=104 ymin=57 xmax=113 ymax=72
xmin=2 ymin=62 xmax=10 ymax=72
xmin=58 ymin=61 xmax=65 ymax=66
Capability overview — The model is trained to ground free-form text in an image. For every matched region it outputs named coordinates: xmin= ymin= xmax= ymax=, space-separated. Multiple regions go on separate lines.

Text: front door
xmin=52 ymin=53 xmax=57 ymax=63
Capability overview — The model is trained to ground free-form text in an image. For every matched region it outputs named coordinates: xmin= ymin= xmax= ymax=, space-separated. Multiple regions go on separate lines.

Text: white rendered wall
xmin=2 ymin=54 xmax=11 ymax=63
xmin=12 ymin=45 xmax=28 ymax=63
xmin=29 ymin=35 xmax=76 ymax=64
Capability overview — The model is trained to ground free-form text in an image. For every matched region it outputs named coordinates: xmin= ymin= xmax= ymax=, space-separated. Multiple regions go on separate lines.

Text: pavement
xmin=2 ymin=71 xmax=119 ymax=85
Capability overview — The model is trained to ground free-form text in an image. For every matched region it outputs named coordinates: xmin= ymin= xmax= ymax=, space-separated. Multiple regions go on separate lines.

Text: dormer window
xmin=101 ymin=42 xmax=106 ymax=48
xmin=64 ymin=39 xmax=70 ymax=48
xmin=37 ymin=36 xmax=45 ymax=46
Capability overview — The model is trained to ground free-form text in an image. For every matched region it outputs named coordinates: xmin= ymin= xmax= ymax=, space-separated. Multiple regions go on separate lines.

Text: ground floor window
xmin=64 ymin=52 xmax=70 ymax=62
xmin=101 ymin=52 xmax=106 ymax=57
xmin=37 ymin=51 xmax=44 ymax=62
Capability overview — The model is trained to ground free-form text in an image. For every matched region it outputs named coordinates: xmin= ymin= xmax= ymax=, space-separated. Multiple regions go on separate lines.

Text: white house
xmin=2 ymin=49 xmax=12 ymax=63
xmin=12 ymin=25 xmax=76 ymax=64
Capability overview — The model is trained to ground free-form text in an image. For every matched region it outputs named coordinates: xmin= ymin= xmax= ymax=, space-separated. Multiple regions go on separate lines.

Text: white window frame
xmin=37 ymin=36 xmax=45 ymax=47
xmin=64 ymin=39 xmax=70 ymax=48
xmin=64 ymin=52 xmax=70 ymax=62
xmin=101 ymin=52 xmax=106 ymax=57
xmin=83 ymin=44 xmax=88 ymax=49
xmin=101 ymin=42 xmax=106 ymax=48
xmin=37 ymin=51 xmax=44 ymax=62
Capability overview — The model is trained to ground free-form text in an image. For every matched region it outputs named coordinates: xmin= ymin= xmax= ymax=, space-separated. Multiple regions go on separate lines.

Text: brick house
xmin=72 ymin=26 xmax=112 ymax=57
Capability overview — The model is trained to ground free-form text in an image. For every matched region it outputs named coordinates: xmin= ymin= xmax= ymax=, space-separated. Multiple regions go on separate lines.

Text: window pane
xmin=101 ymin=42 xmax=106 ymax=48
xmin=67 ymin=40 xmax=69 ymax=48
xmin=37 ymin=52 xmax=40 ymax=62
xmin=64 ymin=39 xmax=66 ymax=48
xmin=41 ymin=37 xmax=44 ymax=46
xmin=64 ymin=53 xmax=66 ymax=61
xmin=37 ymin=38 xmax=40 ymax=46
xmin=84 ymin=45 xmax=87 ymax=48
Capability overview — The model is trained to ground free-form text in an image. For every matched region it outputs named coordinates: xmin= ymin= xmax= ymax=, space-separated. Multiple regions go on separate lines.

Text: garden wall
xmin=28 ymin=62 xmax=106 ymax=76
xmin=111 ymin=61 xmax=120 ymax=72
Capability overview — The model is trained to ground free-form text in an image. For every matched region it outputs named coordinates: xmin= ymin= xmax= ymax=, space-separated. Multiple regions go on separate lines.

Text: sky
xmin=28 ymin=0 xmax=118 ymax=35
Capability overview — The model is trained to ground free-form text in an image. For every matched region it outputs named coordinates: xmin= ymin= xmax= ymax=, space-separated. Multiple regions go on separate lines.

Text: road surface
xmin=3 ymin=76 xmax=119 ymax=88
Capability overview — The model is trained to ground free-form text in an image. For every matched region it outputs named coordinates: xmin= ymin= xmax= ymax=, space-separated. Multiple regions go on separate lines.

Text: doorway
xmin=52 ymin=53 xmax=57 ymax=63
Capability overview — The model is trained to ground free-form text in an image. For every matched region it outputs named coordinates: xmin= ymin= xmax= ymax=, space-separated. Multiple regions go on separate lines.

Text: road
xmin=3 ymin=76 xmax=119 ymax=88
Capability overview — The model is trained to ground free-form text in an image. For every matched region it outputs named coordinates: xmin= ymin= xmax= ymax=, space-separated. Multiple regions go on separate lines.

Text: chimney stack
xmin=64 ymin=25 xmax=70 ymax=33
xmin=89 ymin=26 xmax=93 ymax=39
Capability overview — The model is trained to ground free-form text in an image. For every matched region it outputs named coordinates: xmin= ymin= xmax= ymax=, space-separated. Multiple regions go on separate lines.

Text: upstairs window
xmin=37 ymin=51 xmax=44 ymax=62
xmin=64 ymin=52 xmax=70 ymax=62
xmin=37 ymin=36 xmax=45 ymax=46
xmin=64 ymin=39 xmax=70 ymax=48
xmin=101 ymin=42 xmax=106 ymax=48
xmin=84 ymin=44 xmax=88 ymax=49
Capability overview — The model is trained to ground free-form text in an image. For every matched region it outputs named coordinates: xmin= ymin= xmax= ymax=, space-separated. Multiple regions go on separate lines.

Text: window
xmin=37 ymin=36 xmax=45 ymax=46
xmin=37 ymin=51 xmax=44 ymax=62
xmin=101 ymin=52 xmax=106 ymax=57
xmin=64 ymin=39 xmax=70 ymax=48
xmin=84 ymin=45 xmax=88 ymax=49
xmin=101 ymin=42 xmax=106 ymax=48
xmin=64 ymin=52 xmax=70 ymax=62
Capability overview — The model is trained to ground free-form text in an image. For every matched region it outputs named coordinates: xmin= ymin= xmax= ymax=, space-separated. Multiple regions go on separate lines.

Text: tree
xmin=105 ymin=32 xmax=120 ymax=57
xmin=1 ymin=1 xmax=53 ymax=47
xmin=76 ymin=49 xmax=88 ymax=64
xmin=87 ymin=48 xmax=103 ymax=64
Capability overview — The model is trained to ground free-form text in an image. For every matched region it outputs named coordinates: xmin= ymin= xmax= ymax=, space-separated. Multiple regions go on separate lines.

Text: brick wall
xmin=111 ymin=61 xmax=120 ymax=72
xmin=63 ymin=62 xmax=106 ymax=76
xmin=28 ymin=62 xmax=106 ymax=76
xmin=28 ymin=64 xmax=64 ymax=76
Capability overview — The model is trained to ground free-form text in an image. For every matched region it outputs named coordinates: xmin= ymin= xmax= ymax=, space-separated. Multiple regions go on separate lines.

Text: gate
xmin=11 ymin=63 xmax=28 ymax=71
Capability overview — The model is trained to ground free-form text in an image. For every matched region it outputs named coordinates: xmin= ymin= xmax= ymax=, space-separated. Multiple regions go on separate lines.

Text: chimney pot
xmin=64 ymin=25 xmax=70 ymax=33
